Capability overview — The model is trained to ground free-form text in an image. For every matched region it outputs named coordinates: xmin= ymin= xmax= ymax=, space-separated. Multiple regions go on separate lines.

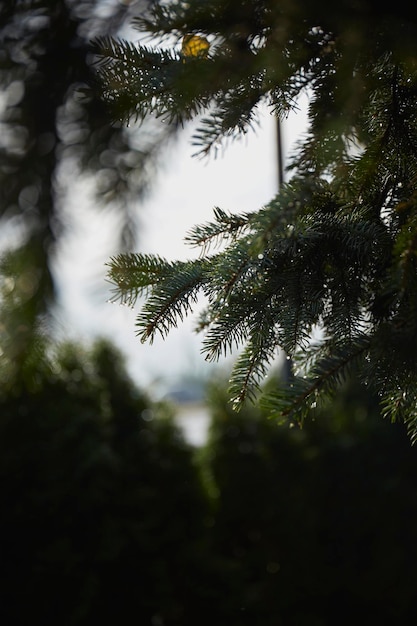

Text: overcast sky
xmin=55 ymin=97 xmax=308 ymax=396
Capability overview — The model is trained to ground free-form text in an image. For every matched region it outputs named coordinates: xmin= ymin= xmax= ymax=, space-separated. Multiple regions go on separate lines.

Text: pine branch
xmin=381 ymin=384 xmax=417 ymax=445
xmin=190 ymin=80 xmax=264 ymax=156
xmin=135 ymin=259 xmax=208 ymax=343
xmin=201 ymin=312 xmax=249 ymax=362
xmin=261 ymin=335 xmax=371 ymax=423
xmin=228 ymin=319 xmax=280 ymax=408
xmin=106 ymin=253 xmax=173 ymax=307
xmin=91 ymin=35 xmax=210 ymax=125
xmin=184 ymin=206 xmax=250 ymax=254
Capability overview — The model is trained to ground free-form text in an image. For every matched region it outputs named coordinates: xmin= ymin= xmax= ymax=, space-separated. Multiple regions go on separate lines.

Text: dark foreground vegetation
xmin=1 ymin=339 xmax=417 ymax=626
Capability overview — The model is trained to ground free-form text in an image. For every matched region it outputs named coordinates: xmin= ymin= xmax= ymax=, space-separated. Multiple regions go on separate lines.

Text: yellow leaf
xmin=181 ymin=34 xmax=210 ymax=59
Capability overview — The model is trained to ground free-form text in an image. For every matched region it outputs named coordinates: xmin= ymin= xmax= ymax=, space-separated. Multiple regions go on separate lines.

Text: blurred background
xmin=1 ymin=2 xmax=417 ymax=624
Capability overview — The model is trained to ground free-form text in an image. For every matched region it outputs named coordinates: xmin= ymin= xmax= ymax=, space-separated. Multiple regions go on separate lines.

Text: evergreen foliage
xmin=95 ymin=2 xmax=417 ymax=438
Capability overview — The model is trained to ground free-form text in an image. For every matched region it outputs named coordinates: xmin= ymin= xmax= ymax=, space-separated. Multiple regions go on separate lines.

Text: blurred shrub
xmin=2 ymin=347 xmax=417 ymax=625
xmin=0 ymin=339 xmax=211 ymax=626
xmin=201 ymin=375 xmax=417 ymax=624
